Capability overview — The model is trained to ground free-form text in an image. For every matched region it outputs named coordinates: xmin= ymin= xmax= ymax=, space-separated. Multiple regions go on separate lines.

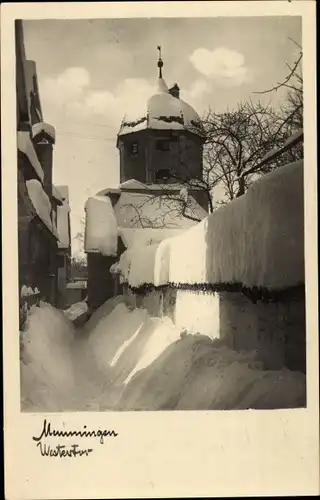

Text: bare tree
xmin=254 ymin=37 xmax=303 ymax=162
xmin=202 ymin=99 xmax=295 ymax=200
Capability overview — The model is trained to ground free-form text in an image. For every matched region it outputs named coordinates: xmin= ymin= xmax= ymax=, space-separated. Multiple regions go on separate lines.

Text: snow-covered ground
xmin=20 ymin=299 xmax=306 ymax=412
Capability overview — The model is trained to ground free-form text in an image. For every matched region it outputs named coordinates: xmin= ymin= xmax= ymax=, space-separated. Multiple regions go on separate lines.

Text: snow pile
xmin=20 ymin=298 xmax=306 ymax=412
xmin=57 ymin=200 xmax=70 ymax=249
xmin=26 ymin=179 xmax=58 ymax=237
xmin=83 ymin=295 xmax=125 ymax=333
xmin=84 ymin=196 xmax=118 ymax=256
xmin=85 ymin=304 xmax=148 ymax=380
xmin=64 ymin=301 xmax=88 ymax=322
xmin=117 ymin=335 xmax=306 ymax=411
xmin=20 ymin=302 xmax=76 ymax=412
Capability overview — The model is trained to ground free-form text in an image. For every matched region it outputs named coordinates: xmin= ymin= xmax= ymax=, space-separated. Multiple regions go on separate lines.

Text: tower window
xmin=131 ymin=142 xmax=138 ymax=155
xmin=155 ymin=169 xmax=171 ymax=182
xmin=155 ymin=139 xmax=170 ymax=151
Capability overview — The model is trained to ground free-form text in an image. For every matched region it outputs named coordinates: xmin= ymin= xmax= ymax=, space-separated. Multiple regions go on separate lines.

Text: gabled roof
xmin=120 ymin=179 xmax=205 ymax=192
xmin=113 ymin=191 xmax=207 ymax=229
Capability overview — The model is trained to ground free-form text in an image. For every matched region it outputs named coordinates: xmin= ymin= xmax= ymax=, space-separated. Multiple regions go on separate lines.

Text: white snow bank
xmin=20 ymin=299 xmax=306 ymax=412
xmin=26 ymin=179 xmax=58 ymax=238
xmin=86 ymin=304 xmax=148 ymax=377
xmin=117 ymin=336 xmax=306 ymax=411
xmin=84 ymin=196 xmax=118 ymax=256
xmin=83 ymin=295 xmax=125 ymax=333
xmin=20 ymin=302 xmax=76 ymax=411
xmin=123 ymin=160 xmax=304 ymax=290
xmin=64 ymin=301 xmax=88 ymax=322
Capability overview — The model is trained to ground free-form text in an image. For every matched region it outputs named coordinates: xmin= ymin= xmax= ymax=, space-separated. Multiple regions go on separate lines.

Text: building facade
xmin=16 ymin=20 xmax=71 ymax=322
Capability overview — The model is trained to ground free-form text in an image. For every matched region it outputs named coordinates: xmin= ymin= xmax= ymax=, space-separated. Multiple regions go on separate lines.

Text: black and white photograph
xmin=16 ymin=14 xmax=307 ymax=412
xmin=2 ymin=1 xmax=318 ymax=498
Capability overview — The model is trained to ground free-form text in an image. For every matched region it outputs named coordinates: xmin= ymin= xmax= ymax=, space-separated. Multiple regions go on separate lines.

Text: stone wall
xmin=219 ymin=288 xmax=306 ymax=372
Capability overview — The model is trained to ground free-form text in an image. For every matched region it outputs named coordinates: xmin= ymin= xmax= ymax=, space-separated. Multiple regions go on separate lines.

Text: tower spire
xmin=157 ymin=45 xmax=163 ymax=79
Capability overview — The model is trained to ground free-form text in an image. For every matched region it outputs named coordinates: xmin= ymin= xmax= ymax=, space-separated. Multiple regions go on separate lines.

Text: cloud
xmin=189 ymin=47 xmax=251 ymax=85
xmin=40 ymin=67 xmax=158 ymax=131
xmin=39 ymin=66 xmax=212 ymax=134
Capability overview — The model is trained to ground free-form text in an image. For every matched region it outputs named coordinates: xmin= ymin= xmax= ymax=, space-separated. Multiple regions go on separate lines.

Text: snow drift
xmin=20 ymin=298 xmax=306 ymax=412
xmin=20 ymin=302 xmax=76 ymax=412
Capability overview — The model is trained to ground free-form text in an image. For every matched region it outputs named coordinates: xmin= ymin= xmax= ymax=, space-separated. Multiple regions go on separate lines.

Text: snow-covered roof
xmin=84 ymin=196 xmax=118 ymax=256
xmin=96 ymin=187 xmax=122 ymax=196
xmin=17 ymin=131 xmax=44 ymax=183
xmin=57 ymin=200 xmax=70 ymax=249
xmin=118 ymin=77 xmax=205 ymax=139
xmin=26 ymin=179 xmax=59 ymax=238
xmin=66 ymin=282 xmax=87 ymax=289
xmin=31 ymin=122 xmax=56 ymax=144
xmin=114 ymin=191 xmax=207 ymax=229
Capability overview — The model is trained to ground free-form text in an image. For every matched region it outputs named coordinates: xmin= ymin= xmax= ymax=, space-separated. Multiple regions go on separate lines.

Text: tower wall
xmin=118 ymin=130 xmax=203 ymax=184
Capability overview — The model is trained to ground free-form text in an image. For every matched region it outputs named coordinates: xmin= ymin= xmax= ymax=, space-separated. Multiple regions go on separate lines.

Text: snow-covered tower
xmin=85 ymin=48 xmax=209 ymax=311
xmin=116 ymin=46 xmax=207 ymax=203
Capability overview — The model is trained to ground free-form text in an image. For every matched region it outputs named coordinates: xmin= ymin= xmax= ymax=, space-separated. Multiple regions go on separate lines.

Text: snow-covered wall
xmin=121 ymin=160 xmax=304 ymax=292
xmin=84 ymin=196 xmax=118 ymax=256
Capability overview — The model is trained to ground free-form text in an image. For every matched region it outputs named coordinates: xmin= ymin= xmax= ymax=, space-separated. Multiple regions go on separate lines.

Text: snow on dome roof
xmin=118 ymin=52 xmax=205 ymax=139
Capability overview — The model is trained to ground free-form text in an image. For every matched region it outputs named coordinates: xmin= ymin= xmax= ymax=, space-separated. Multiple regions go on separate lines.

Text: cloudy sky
xmin=23 ymin=16 xmax=301 ymax=256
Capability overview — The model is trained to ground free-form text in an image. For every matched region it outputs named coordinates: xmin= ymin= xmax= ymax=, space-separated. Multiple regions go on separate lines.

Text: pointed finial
xmin=157 ymin=45 xmax=163 ymax=78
